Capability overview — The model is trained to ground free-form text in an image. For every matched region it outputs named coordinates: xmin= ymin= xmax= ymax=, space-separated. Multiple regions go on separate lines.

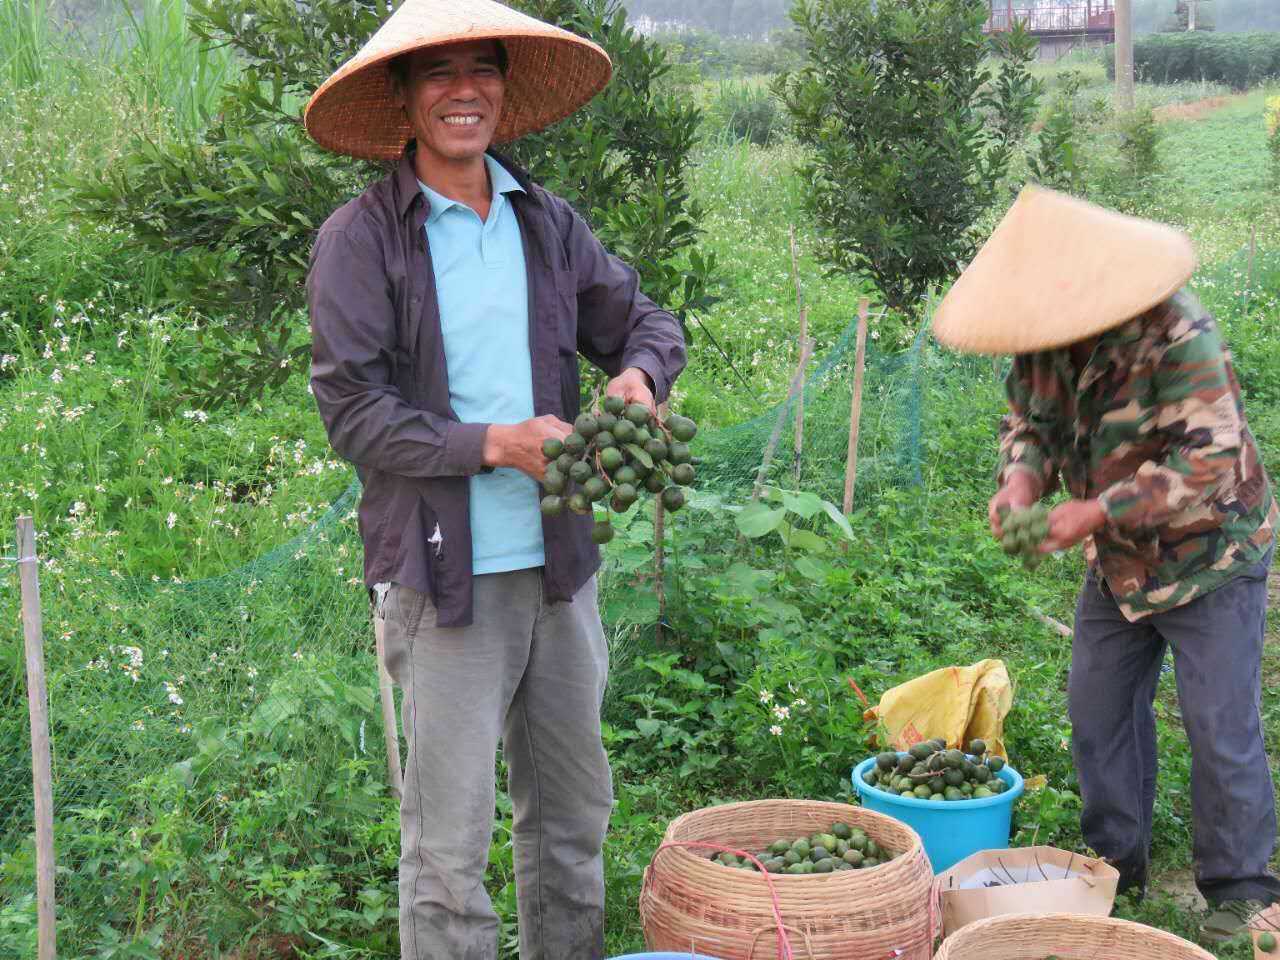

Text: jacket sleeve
xmin=308 ymin=226 xmax=488 ymax=478
xmin=555 ymin=198 xmax=687 ymax=403
xmin=996 ymin=357 xmax=1060 ymax=498
xmin=1098 ymin=318 xmax=1240 ymax=531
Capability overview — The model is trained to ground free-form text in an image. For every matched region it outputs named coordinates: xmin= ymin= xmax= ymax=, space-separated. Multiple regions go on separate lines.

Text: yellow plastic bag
xmin=863 ymin=659 xmax=1013 ymax=759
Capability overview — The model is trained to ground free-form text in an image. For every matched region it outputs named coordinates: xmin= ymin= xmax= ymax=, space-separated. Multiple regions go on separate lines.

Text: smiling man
xmin=302 ymin=3 xmax=686 ymax=958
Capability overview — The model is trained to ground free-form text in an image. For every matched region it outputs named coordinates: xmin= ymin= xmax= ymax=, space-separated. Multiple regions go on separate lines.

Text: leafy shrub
xmin=708 ymin=80 xmax=784 ymax=145
xmin=777 ymin=0 xmax=1026 ymax=318
xmin=1028 ymin=88 xmax=1086 ymax=194
xmin=655 ymin=27 xmax=804 ymax=79
xmin=1268 ymin=95 xmax=1280 ymax=186
xmin=1107 ymin=31 xmax=1280 ymax=90
xmin=1116 ymin=105 xmax=1163 ymax=183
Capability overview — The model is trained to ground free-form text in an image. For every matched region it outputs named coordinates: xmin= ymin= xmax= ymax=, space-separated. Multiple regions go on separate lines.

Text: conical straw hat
xmin=931 ymin=186 xmax=1197 ymax=355
xmin=305 ymin=0 xmax=612 ymax=160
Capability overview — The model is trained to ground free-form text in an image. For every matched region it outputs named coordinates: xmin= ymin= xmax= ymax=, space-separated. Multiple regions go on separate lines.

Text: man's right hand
xmin=483 ymin=416 xmax=573 ymax=481
xmin=988 ymin=471 xmax=1038 ymax=540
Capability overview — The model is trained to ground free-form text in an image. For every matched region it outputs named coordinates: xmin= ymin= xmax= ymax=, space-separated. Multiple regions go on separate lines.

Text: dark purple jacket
xmin=307 ymin=148 xmax=686 ymax=627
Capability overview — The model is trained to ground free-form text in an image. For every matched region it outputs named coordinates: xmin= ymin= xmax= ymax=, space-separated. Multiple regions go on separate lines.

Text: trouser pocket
xmin=378 ymin=583 xmax=432 ymax=688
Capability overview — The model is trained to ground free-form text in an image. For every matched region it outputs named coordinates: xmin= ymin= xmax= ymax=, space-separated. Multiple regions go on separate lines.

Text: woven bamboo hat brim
xmin=931 ymin=185 xmax=1197 ymax=355
xmin=304 ymin=0 xmax=612 ymax=160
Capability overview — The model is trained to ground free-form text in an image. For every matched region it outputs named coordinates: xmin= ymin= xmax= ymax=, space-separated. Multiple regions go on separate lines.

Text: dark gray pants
xmin=1068 ymin=551 xmax=1280 ymax=903
xmin=378 ymin=570 xmax=613 ymax=960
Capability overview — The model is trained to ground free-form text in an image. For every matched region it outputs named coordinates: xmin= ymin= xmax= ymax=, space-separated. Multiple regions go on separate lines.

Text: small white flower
xmin=758 ymin=689 xmax=773 ymax=704
xmin=772 ymin=705 xmax=790 ymax=721
xmin=292 ymin=650 xmax=303 ymax=661
xmin=131 ymin=719 xmax=146 ymax=731
xmin=166 ymin=512 xmax=177 ymax=529
xmin=770 ymin=725 xmax=783 ymax=737
xmin=791 ymin=698 xmax=807 ymax=708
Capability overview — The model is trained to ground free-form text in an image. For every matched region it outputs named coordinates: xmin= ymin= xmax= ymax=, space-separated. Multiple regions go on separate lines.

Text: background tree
xmin=76 ymin=0 xmax=712 ymax=406
xmin=777 ymin=0 xmax=1036 ymax=319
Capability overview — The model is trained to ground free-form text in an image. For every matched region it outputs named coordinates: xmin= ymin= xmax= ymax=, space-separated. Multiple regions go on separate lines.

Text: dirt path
xmin=1152 ymin=93 xmax=1251 ymax=123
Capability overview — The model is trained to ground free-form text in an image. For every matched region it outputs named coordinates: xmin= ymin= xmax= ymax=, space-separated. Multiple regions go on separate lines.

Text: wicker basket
xmin=639 ymin=799 xmax=936 ymax=960
xmin=933 ymin=912 xmax=1216 ymax=959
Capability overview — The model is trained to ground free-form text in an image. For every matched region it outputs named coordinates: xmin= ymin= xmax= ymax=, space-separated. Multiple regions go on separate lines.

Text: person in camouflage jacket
xmin=934 ymin=187 xmax=1279 ymax=943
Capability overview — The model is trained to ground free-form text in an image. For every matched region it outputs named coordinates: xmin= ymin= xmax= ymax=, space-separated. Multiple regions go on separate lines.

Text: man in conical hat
xmin=934 ymin=187 xmax=1279 ymax=940
xmin=304 ymin=3 xmax=686 ymax=956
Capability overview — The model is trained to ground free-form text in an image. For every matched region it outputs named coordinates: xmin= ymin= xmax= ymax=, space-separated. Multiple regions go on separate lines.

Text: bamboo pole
xmin=373 ymin=616 xmax=403 ymax=803
xmin=654 ymin=400 xmax=670 ymax=643
xmin=788 ymin=227 xmax=808 ymax=487
xmin=17 ymin=517 xmax=56 ymax=960
xmin=750 ymin=338 xmax=815 ymax=505
xmin=1247 ymin=222 xmax=1257 ymax=309
xmin=1114 ymin=0 xmax=1134 ymax=111
xmin=842 ymin=300 xmax=870 ymax=516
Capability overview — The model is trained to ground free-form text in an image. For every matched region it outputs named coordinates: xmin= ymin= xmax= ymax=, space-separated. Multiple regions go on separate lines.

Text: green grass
xmin=1 ymin=9 xmax=1279 ymax=957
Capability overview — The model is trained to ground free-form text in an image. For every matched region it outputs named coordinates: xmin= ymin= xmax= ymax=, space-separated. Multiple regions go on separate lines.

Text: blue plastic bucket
xmin=852 ymin=754 xmax=1025 ymax=874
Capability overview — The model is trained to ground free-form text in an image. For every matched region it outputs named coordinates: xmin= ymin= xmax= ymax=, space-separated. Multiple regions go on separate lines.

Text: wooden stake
xmin=789 ymin=226 xmax=808 ymax=487
xmin=654 ymin=400 xmax=670 ymax=644
xmin=373 ymin=616 xmax=403 ymax=803
xmin=751 ymin=338 xmax=815 ymax=505
xmin=1114 ymin=0 xmax=1134 ymax=111
xmin=17 ymin=517 xmax=56 ymax=960
xmin=1247 ymin=222 xmax=1258 ymax=309
xmin=843 ymin=300 xmax=870 ymax=516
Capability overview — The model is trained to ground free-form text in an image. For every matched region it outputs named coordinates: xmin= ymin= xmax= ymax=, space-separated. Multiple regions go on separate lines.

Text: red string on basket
xmin=651 ymin=840 xmax=795 ymax=960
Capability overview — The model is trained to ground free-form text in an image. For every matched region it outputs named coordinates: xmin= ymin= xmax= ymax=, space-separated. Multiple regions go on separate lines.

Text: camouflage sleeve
xmin=1098 ymin=317 xmax=1241 ymax=531
xmin=997 ymin=357 xmax=1059 ymax=497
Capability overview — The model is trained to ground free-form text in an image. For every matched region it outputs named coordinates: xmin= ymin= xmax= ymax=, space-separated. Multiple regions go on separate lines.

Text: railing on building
xmin=985 ymin=2 xmax=1116 ymax=34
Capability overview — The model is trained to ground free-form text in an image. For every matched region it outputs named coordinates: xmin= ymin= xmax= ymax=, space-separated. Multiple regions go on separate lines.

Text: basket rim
xmin=658 ymin=798 xmax=929 ymax=883
xmin=935 ymin=911 xmax=1216 ymax=959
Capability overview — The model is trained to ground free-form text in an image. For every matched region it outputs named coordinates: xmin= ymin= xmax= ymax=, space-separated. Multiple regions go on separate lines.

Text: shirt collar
xmin=417 ymin=154 xmax=526 ymax=224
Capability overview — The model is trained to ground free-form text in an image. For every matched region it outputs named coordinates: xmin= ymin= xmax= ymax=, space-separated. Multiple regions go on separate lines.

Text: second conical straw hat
xmin=305 ymin=0 xmax=612 ymax=161
xmin=931 ymin=186 xmax=1197 ymax=355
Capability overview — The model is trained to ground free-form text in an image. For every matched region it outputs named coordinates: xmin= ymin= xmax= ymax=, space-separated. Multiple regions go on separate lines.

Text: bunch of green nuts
xmin=861 ymin=738 xmax=1011 ymax=802
xmin=708 ymin=821 xmax=897 ymax=874
xmin=998 ymin=503 xmax=1051 ymax=571
xmin=539 ymin=396 xmax=699 ymax=545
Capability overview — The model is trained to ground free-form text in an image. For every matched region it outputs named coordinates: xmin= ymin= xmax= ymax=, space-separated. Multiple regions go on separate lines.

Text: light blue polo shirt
xmin=420 ymin=155 xmax=545 ymax=575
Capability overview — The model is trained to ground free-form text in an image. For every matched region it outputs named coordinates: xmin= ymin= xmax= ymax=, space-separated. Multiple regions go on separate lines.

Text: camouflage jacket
xmin=997 ymin=290 xmax=1276 ymax=621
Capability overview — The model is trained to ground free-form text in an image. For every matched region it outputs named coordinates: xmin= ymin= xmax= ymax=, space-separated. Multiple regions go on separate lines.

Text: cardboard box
xmin=937 ymin=846 xmax=1120 ymax=937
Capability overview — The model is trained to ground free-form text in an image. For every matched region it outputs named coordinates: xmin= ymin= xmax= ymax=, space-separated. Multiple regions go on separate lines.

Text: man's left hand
xmin=1040 ymin=498 xmax=1107 ymax=553
xmin=606 ymin=367 xmax=656 ymax=415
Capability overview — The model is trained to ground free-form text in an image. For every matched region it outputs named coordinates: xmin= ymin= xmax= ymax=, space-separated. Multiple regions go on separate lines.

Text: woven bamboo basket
xmin=639 ymin=799 xmax=936 ymax=960
xmin=932 ymin=912 xmax=1216 ymax=960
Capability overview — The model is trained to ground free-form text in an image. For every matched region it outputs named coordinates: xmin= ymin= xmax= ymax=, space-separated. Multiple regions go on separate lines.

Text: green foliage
xmin=76 ymin=0 xmax=713 ymax=406
xmin=654 ymin=27 xmax=805 ymax=79
xmin=506 ymin=0 xmax=716 ymax=341
xmin=1117 ymin=106 xmax=1164 ymax=184
xmin=707 ymin=79 xmax=784 ymax=145
xmin=0 ymin=0 xmax=50 ymax=87
xmin=1109 ymin=31 xmax=1280 ymax=90
xmin=1028 ymin=75 xmax=1087 ymax=194
xmin=986 ymin=22 xmax=1046 ymax=149
xmin=1268 ymin=96 xmax=1280 ymax=187
xmin=776 ymin=0 xmax=1020 ymax=317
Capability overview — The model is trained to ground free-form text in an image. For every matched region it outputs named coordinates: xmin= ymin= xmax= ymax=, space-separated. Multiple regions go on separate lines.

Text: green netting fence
xmin=0 ymin=310 xmax=1026 ymax=955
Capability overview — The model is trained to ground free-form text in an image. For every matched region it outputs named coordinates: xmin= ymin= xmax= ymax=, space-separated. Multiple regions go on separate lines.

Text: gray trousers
xmin=378 ymin=570 xmax=613 ymax=960
xmin=1068 ymin=550 xmax=1280 ymax=903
